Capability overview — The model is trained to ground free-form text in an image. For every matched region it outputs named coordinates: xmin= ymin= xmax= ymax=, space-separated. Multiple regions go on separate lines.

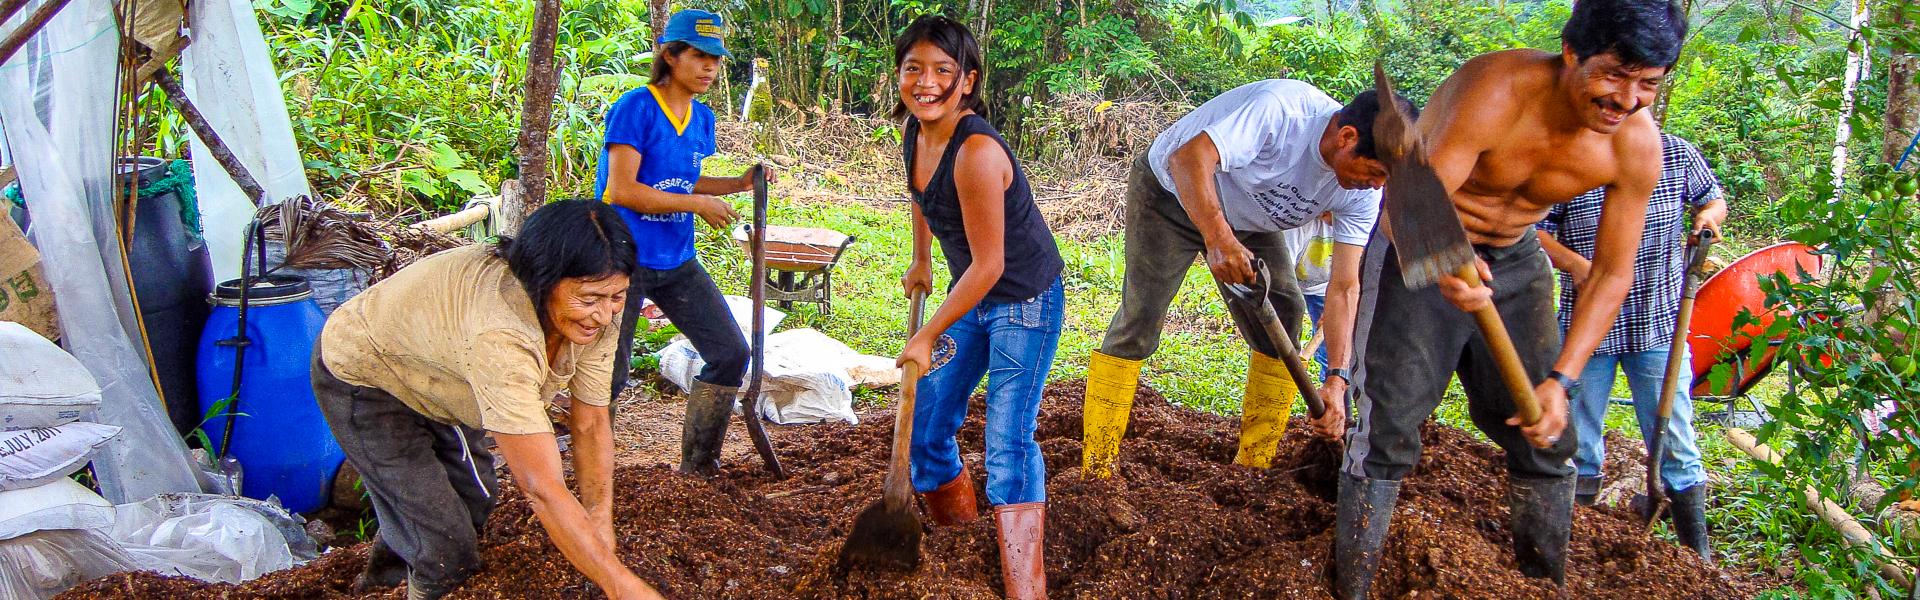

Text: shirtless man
xmin=1333 ymin=1 xmax=1686 ymax=596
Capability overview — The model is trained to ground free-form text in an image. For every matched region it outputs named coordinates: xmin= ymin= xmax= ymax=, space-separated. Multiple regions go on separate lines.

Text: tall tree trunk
xmin=1828 ymin=0 xmax=1870 ymax=202
xmin=516 ymin=0 xmax=561 ymax=218
xmin=650 ymin=0 xmax=668 ymax=46
xmin=1882 ymin=6 xmax=1917 ymax=166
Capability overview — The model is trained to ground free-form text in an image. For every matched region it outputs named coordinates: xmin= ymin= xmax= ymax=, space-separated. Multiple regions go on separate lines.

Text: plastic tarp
xmin=0 ymin=0 xmax=202 ymax=501
xmin=659 ymin=327 xmax=886 ymax=425
xmin=107 ymin=493 xmax=315 ymax=583
xmin=181 ymin=0 xmax=313 ymax=281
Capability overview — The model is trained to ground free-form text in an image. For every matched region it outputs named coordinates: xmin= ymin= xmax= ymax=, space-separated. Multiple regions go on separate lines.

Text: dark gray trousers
xmin=1340 ymin=226 xmax=1576 ymax=481
xmin=312 ymin=340 xmax=498 ymax=586
xmin=611 ymin=258 xmax=750 ymax=401
xmin=1099 ymin=154 xmax=1306 ymax=361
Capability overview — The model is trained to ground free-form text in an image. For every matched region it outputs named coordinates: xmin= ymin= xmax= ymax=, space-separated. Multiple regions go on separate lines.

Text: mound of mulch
xmin=60 ymin=380 xmax=1767 ymax=599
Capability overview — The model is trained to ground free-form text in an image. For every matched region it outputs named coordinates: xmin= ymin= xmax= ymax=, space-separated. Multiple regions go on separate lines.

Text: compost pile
xmin=60 ymin=380 xmax=1765 ymax=599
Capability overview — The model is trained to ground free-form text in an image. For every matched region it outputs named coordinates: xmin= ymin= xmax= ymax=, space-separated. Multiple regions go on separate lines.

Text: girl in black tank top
xmin=889 ymin=16 xmax=1062 ymax=600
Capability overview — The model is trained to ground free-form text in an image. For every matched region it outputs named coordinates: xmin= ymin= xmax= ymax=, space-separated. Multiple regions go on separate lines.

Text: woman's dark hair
xmin=1562 ymin=0 xmax=1688 ymax=69
xmin=1334 ymin=90 xmax=1420 ymax=161
xmin=494 ymin=199 xmax=637 ymax=328
xmin=650 ymin=41 xmax=694 ymax=85
xmin=889 ymin=15 xmax=987 ymax=121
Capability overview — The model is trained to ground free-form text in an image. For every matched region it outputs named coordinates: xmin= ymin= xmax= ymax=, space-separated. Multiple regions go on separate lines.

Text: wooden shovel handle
xmin=1454 ymin=264 xmax=1543 ymax=426
xmin=884 ymin=291 xmax=930 ymax=507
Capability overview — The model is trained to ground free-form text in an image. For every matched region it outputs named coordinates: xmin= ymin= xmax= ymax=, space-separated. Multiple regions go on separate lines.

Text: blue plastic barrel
xmin=196 ymin=275 xmax=342 ymax=514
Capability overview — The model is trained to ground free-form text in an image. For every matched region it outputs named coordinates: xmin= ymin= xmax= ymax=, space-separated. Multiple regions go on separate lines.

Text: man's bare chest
xmin=1463 ymin=141 xmax=1621 ymax=207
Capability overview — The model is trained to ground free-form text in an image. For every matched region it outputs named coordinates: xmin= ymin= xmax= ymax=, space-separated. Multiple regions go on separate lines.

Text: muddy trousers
xmin=1098 ymin=155 xmax=1306 ymax=361
xmin=313 ymin=341 xmax=499 ymax=589
xmin=1340 ymin=227 xmax=1576 ymax=481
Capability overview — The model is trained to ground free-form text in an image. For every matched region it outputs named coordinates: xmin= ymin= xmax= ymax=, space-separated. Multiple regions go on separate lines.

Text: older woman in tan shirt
xmin=313 ymin=200 xmax=662 ymax=600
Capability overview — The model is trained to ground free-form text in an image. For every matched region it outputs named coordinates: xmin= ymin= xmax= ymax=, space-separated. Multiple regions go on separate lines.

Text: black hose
xmin=216 ymin=220 xmax=266 ymax=459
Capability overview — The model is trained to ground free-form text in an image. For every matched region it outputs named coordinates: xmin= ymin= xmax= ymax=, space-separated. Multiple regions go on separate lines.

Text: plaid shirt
xmin=1539 ymin=133 xmax=1724 ymax=356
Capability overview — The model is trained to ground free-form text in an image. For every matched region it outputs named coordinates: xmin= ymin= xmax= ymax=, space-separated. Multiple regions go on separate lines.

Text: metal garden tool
xmin=1637 ymin=229 xmax=1717 ymax=523
xmin=1370 ymin=62 xmax=1543 ymax=426
xmin=741 ymin=163 xmax=786 ymax=479
xmin=837 ymin=289 xmax=930 ymax=572
xmin=1219 ymin=258 xmax=1327 ymax=420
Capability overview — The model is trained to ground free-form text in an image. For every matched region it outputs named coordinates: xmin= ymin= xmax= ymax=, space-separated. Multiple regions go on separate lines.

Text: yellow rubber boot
xmin=1234 ymin=351 xmax=1298 ymax=468
xmin=1081 ymin=351 xmax=1143 ymax=479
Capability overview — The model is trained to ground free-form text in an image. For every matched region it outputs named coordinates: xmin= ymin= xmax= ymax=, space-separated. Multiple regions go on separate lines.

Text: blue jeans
xmin=1571 ymin=348 xmax=1706 ymax=491
xmin=1304 ymin=293 xmax=1328 ymax=372
xmin=910 ymin=278 xmax=1065 ymax=506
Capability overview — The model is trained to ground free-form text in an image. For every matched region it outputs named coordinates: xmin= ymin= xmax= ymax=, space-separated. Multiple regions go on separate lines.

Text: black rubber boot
xmin=1509 ymin=475 xmax=1575 ymax=584
xmin=1667 ymin=483 xmax=1712 ymax=563
xmin=678 ymin=382 xmax=737 ymax=475
xmin=1333 ymin=474 xmax=1402 ymax=600
xmin=351 ymin=535 xmax=408 ymax=592
xmin=1575 ymin=475 xmax=1602 ymax=506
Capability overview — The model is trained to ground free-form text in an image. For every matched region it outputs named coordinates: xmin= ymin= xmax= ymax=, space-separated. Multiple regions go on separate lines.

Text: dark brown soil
xmin=60 ymin=380 xmax=1767 ymax=599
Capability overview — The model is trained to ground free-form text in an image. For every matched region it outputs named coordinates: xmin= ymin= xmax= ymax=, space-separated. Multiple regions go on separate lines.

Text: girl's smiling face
xmin=897 ymin=40 xmax=976 ymax=124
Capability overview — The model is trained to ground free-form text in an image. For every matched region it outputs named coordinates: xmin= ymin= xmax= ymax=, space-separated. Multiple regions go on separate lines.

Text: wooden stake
xmin=150 ymin=68 xmax=269 ymax=205
xmin=0 ymin=0 xmax=33 ymax=30
xmin=0 ymin=0 xmax=72 ymax=66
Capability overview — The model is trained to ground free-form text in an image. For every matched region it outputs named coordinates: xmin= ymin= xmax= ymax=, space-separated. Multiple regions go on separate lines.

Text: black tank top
xmin=904 ymin=114 xmax=1063 ymax=304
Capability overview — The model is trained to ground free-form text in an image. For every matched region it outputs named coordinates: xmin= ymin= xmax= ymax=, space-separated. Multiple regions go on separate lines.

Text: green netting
xmin=135 ymin=159 xmax=202 ymax=244
xmin=8 ymin=159 xmax=201 ymax=243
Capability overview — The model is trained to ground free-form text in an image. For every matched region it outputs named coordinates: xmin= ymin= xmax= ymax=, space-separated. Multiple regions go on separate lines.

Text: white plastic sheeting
xmin=0 ymin=0 xmax=202 ymax=501
xmin=182 ymin=0 xmax=313 ymax=281
xmin=108 ymin=493 xmax=313 ymax=583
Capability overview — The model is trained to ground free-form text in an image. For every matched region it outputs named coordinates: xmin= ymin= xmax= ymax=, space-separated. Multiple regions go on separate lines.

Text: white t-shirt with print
xmin=1146 ymin=79 xmax=1380 ymax=247
xmin=1283 ymin=217 xmax=1334 ymax=296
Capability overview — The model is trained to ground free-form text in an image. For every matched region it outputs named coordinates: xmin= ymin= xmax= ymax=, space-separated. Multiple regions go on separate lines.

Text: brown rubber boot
xmin=994 ymin=502 xmax=1048 ymax=599
xmin=922 ymin=468 xmax=980 ymax=526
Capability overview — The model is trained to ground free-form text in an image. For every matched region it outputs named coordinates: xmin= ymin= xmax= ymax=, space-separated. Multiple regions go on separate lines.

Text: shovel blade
xmin=1372 ymin=63 xmax=1475 ymax=290
xmin=836 ymin=499 xmax=923 ymax=573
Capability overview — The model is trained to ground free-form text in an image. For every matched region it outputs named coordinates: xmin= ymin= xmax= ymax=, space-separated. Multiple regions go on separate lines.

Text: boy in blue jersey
xmin=596 ymin=9 xmax=773 ymax=476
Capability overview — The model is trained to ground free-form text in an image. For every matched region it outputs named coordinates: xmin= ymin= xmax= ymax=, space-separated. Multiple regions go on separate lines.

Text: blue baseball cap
xmin=658 ymin=9 xmax=730 ymax=58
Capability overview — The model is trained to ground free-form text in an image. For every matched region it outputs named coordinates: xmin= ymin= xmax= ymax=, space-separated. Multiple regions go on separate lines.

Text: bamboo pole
xmin=410 ymin=202 xmax=492 ymax=234
xmin=1726 ymin=428 xmax=1914 ymax=589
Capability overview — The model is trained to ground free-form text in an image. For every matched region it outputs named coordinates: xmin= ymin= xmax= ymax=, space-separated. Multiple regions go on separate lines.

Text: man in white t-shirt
xmin=1081 ymin=79 xmax=1418 ymax=478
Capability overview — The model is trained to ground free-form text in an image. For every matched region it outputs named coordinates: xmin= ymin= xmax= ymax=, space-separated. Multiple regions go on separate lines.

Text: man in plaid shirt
xmin=1538 ymin=132 xmax=1727 ymax=561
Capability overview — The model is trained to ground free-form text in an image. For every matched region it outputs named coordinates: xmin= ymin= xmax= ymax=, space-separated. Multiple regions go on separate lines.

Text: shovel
xmin=1639 ymin=229 xmax=1717 ymax=523
xmin=837 ymin=289 xmax=930 ymax=572
xmin=1219 ymin=258 xmax=1327 ymax=420
xmin=742 ymin=163 xmax=786 ymax=479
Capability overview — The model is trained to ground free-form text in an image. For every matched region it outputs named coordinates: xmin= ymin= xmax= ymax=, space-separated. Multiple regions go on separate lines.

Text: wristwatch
xmin=1546 ymin=369 xmax=1579 ymax=393
xmin=1324 ymin=368 xmax=1352 ymax=385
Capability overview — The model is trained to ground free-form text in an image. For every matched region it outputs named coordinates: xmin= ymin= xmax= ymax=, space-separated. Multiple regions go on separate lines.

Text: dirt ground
xmin=60 ymin=380 xmax=1770 ymax=599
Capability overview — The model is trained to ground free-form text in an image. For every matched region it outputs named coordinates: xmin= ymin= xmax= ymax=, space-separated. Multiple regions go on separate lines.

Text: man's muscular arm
xmin=1553 ymin=128 xmax=1658 ymax=377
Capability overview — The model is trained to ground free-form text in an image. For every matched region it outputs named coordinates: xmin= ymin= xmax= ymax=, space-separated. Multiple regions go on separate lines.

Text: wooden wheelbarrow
xmin=731 ymin=224 xmax=855 ymax=316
